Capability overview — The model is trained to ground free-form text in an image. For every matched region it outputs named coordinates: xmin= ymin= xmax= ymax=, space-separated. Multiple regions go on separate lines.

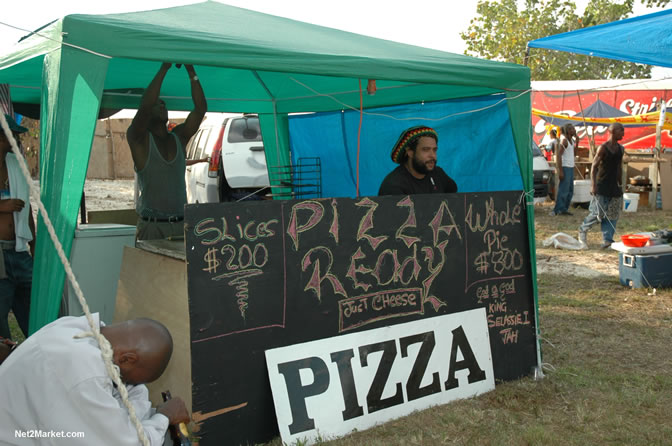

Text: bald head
xmin=609 ymin=122 xmax=624 ymax=132
xmin=608 ymin=123 xmax=625 ymax=141
xmin=102 ymin=318 xmax=173 ymax=385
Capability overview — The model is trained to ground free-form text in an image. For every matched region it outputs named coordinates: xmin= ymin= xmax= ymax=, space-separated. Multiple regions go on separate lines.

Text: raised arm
xmin=175 ymin=65 xmax=207 ymax=149
xmin=590 ymin=145 xmax=606 ymax=195
xmin=616 ymin=145 xmax=624 ymax=189
xmin=555 ymin=139 xmax=567 ymax=180
xmin=127 ymin=63 xmax=171 ymax=143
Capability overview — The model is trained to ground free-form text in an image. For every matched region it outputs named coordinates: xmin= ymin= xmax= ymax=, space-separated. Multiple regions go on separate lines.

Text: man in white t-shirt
xmin=551 ymin=123 xmax=577 ymax=216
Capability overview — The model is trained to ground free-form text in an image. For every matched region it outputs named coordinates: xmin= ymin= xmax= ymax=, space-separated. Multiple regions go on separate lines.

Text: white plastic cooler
xmin=63 ymin=224 xmax=136 ymax=323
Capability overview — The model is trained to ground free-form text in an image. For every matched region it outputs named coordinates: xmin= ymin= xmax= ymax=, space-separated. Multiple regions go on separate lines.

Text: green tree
xmin=461 ymin=0 xmax=653 ymax=80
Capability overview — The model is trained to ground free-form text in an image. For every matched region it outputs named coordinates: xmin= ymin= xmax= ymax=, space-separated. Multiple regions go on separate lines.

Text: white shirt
xmin=0 ymin=314 xmax=169 ymax=445
xmin=5 ymin=152 xmax=33 ymax=252
xmin=559 ymin=135 xmax=575 ymax=168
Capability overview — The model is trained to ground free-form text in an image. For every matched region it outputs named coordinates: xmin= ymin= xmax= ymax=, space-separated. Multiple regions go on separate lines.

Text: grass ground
xmin=262 ymin=201 xmax=672 ymax=446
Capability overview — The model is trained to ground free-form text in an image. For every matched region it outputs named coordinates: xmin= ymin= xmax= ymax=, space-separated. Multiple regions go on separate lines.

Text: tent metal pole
xmin=523 ymin=46 xmax=530 ymax=67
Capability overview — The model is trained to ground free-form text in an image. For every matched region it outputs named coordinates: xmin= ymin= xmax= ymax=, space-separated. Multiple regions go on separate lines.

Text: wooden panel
xmin=87 ymin=208 xmax=138 ymax=225
xmin=114 ymin=246 xmax=191 ymax=412
xmin=627 ymin=161 xmax=653 ymax=180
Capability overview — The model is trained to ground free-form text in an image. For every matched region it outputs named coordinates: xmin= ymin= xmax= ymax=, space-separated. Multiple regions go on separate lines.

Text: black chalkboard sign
xmin=185 ymin=191 xmax=537 ymax=445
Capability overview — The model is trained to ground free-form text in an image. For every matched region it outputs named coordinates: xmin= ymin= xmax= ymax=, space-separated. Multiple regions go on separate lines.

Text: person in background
xmin=551 ymin=123 xmax=577 ymax=216
xmin=378 ymin=126 xmax=458 ymax=196
xmin=545 ymin=128 xmax=559 ymax=161
xmin=128 ymin=63 xmax=207 ymax=241
xmin=0 ymin=315 xmax=190 ymax=445
xmin=0 ymin=114 xmax=35 ymax=340
xmin=578 ymin=123 xmax=625 ymax=249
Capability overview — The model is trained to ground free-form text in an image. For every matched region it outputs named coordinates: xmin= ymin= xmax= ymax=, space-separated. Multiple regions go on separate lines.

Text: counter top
xmin=136 ymin=238 xmax=186 ymax=261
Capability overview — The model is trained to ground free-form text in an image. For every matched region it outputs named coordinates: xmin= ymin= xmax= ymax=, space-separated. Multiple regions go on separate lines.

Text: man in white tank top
xmin=551 ymin=123 xmax=577 ymax=216
xmin=127 ymin=63 xmax=207 ymax=241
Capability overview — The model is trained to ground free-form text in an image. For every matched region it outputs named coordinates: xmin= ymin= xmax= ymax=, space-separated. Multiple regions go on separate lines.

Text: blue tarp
xmin=528 ymin=9 xmax=672 ymax=69
xmin=288 ymin=95 xmax=523 ymax=198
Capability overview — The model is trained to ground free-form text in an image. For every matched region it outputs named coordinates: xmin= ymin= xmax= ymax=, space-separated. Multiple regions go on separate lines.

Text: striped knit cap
xmin=390 ymin=126 xmax=438 ymax=164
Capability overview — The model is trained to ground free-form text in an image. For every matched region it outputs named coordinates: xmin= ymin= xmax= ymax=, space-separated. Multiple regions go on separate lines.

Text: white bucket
xmin=623 ymin=193 xmax=639 ymax=212
xmin=571 ymin=180 xmax=591 ymax=203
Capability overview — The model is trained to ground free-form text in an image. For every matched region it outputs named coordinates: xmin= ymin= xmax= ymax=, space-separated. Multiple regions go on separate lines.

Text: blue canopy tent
xmin=539 ymin=99 xmax=632 ymax=127
xmin=527 ymin=9 xmax=672 ymax=68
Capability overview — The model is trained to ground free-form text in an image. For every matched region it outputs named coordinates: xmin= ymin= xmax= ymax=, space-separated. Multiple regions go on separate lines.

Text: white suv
xmin=185 ymin=114 xmax=270 ymax=203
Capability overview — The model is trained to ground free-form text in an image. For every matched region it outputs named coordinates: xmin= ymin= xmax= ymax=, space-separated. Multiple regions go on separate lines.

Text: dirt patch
xmin=533 ymin=200 xmax=672 ymax=280
xmin=82 ymin=179 xmax=135 ymax=211
xmin=536 ymin=249 xmax=619 ymax=278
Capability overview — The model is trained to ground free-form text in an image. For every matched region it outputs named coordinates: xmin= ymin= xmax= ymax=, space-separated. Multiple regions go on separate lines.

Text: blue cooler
xmin=617 ymin=247 xmax=672 ymax=289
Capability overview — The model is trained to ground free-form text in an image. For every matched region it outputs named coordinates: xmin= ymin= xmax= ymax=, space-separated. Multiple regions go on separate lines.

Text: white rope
xmin=519 ymin=188 xmax=536 ymax=207
xmin=532 ymin=76 xmax=672 ymax=94
xmin=0 ymin=21 xmax=112 ymax=60
xmin=0 ymin=114 xmax=149 ymax=446
xmin=289 ymin=76 xmax=532 ymax=122
xmin=235 ymin=186 xmax=269 ymax=202
xmin=593 ymin=197 xmax=619 ymax=233
xmin=541 ymin=362 xmax=557 ymax=373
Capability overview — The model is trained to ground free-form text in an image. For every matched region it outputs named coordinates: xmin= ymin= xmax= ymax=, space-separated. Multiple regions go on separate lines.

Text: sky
xmin=0 ymin=0 xmax=669 ymax=77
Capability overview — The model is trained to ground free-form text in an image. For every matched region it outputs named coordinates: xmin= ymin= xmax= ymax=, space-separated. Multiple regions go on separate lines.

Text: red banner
xmin=532 ymin=89 xmax=672 ymax=151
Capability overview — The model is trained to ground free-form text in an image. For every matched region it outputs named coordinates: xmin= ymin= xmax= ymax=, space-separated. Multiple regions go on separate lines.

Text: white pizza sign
xmin=265 ymin=308 xmax=494 ymax=445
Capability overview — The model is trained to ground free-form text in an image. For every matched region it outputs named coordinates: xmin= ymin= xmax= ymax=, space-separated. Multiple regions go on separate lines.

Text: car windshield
xmin=532 ymin=141 xmax=543 ymax=157
xmin=228 ymin=116 xmax=263 ymax=143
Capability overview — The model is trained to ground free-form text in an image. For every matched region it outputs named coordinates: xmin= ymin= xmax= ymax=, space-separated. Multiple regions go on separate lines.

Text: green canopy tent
xmin=0 ymin=1 xmax=537 ymax=351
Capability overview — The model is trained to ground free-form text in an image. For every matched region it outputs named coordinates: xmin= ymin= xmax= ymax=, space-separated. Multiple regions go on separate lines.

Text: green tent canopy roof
xmin=1 ymin=1 xmax=529 ymax=113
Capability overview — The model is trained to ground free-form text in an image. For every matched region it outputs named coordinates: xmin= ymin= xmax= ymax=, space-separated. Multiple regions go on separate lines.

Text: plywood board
xmin=135 ymin=239 xmax=186 ymax=260
xmin=114 ymin=246 xmax=191 ymax=412
xmin=87 ymin=209 xmax=138 ymax=225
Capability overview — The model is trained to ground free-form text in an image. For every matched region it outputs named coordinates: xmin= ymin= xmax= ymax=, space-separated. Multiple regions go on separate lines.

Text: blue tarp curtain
xmin=289 ymin=95 xmax=523 ymax=198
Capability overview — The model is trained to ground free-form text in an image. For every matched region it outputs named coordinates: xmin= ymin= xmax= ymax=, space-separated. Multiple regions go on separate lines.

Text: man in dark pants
xmin=128 ymin=63 xmax=207 ymax=241
xmin=0 ymin=114 xmax=35 ymax=340
xmin=379 ymin=126 xmax=458 ymax=195
xmin=551 ymin=123 xmax=577 ymax=216
xmin=578 ymin=123 xmax=625 ymax=249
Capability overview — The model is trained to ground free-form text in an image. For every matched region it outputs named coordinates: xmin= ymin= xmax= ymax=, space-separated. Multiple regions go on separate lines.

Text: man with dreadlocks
xmin=378 ymin=126 xmax=458 ymax=196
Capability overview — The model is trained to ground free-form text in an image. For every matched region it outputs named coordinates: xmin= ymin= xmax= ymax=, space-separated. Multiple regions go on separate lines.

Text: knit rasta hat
xmin=390 ymin=126 xmax=438 ymax=164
